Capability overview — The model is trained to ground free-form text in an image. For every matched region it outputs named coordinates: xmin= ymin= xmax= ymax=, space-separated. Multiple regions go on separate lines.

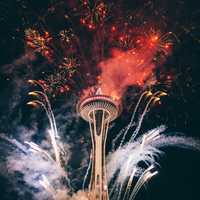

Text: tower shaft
xmin=88 ymin=109 xmax=110 ymax=200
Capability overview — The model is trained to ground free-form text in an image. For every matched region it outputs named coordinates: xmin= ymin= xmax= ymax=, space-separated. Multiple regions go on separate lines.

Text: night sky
xmin=0 ymin=0 xmax=200 ymax=200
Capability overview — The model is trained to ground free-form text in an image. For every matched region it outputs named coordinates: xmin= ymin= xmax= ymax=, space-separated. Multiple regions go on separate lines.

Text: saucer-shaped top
xmin=77 ymin=95 xmax=120 ymax=122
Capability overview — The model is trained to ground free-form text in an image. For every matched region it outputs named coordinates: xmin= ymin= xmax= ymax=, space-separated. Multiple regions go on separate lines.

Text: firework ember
xmin=25 ymin=28 xmax=53 ymax=61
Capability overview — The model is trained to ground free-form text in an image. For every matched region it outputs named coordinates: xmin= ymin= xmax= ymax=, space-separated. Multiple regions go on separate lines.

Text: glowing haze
xmin=96 ymin=34 xmax=170 ymax=101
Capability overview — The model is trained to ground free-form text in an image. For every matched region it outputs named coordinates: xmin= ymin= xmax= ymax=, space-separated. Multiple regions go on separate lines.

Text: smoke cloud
xmin=98 ymin=46 xmax=158 ymax=101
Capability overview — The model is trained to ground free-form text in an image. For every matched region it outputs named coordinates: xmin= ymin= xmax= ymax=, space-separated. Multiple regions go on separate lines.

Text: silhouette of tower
xmin=77 ymin=93 xmax=120 ymax=200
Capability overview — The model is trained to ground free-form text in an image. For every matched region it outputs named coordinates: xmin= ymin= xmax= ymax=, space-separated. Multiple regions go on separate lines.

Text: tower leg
xmin=88 ymin=110 xmax=110 ymax=200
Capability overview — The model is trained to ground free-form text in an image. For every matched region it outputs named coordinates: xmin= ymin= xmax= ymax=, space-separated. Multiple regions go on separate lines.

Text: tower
xmin=77 ymin=94 xmax=120 ymax=200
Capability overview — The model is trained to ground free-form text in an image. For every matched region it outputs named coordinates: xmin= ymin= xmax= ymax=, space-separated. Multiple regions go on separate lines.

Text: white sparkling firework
xmin=0 ymin=90 xmax=199 ymax=200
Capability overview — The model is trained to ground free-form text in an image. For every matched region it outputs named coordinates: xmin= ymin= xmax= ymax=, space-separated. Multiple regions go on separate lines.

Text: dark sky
xmin=0 ymin=0 xmax=200 ymax=200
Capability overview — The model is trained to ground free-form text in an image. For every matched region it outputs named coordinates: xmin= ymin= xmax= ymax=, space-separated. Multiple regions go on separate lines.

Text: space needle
xmin=77 ymin=89 xmax=120 ymax=200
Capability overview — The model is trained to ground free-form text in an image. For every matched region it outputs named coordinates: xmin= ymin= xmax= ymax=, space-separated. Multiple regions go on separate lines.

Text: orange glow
xmin=97 ymin=44 xmax=158 ymax=101
xmin=151 ymin=35 xmax=159 ymax=42
xmin=27 ymin=102 xmax=38 ymax=108
xmin=111 ymin=26 xmax=116 ymax=32
xmin=164 ymin=43 xmax=170 ymax=49
xmin=119 ymin=36 xmax=124 ymax=41
xmin=80 ymin=31 xmax=172 ymax=103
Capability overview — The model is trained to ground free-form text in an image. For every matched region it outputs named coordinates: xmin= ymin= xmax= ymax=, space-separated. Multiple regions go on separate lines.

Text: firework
xmin=28 ymin=55 xmax=80 ymax=97
xmin=59 ymin=29 xmax=76 ymax=46
xmin=1 ymin=89 xmax=200 ymax=200
xmin=25 ymin=28 xmax=53 ymax=60
xmin=79 ymin=1 xmax=108 ymax=30
xmin=27 ymin=89 xmax=64 ymax=167
xmin=106 ymin=92 xmax=200 ymax=200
